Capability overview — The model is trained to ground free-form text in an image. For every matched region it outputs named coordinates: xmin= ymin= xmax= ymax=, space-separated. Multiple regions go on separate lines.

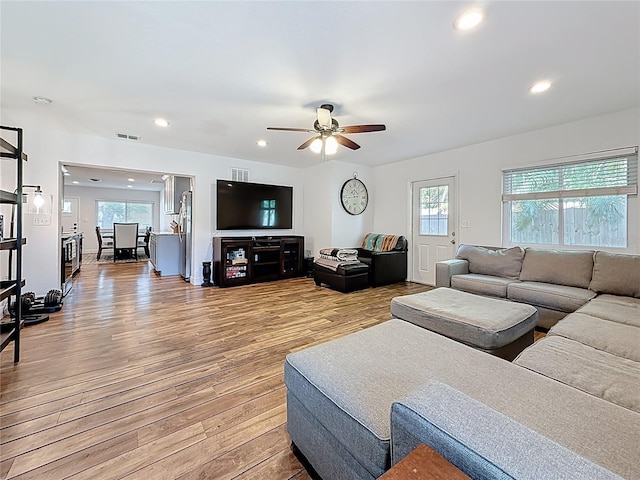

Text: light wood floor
xmin=0 ymin=261 xmax=432 ymax=479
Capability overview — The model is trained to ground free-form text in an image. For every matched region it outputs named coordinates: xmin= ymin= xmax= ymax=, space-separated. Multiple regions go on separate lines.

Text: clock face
xmin=340 ymin=178 xmax=368 ymax=215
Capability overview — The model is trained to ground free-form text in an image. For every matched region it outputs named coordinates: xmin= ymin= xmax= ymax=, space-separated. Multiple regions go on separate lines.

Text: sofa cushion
xmin=589 ymin=251 xmax=640 ymax=298
xmin=548 ymin=312 xmax=640 ymax=362
xmin=456 ymin=245 xmax=524 ymax=279
xmin=391 ymin=381 xmax=624 ymax=480
xmin=578 ymin=295 xmax=640 ymax=328
xmin=284 ymin=319 xmax=640 ymax=479
xmin=514 ymin=336 xmax=640 ymax=413
xmin=519 ymin=248 xmax=594 ymax=288
xmin=451 ymin=273 xmax=514 ymax=298
xmin=507 ymin=281 xmax=595 ymax=313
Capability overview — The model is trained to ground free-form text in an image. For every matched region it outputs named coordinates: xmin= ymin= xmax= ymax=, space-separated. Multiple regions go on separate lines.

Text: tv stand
xmin=213 ymin=236 xmax=304 ymax=287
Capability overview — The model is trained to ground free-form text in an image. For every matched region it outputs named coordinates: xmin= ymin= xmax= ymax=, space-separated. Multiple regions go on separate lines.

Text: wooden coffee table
xmin=379 ymin=444 xmax=470 ymax=480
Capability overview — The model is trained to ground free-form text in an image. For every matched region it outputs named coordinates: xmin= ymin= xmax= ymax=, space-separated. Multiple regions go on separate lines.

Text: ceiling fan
xmin=267 ymin=104 xmax=386 ymax=155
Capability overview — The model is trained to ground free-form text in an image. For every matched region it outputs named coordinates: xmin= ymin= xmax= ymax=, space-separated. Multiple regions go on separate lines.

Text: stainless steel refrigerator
xmin=178 ymin=191 xmax=192 ymax=281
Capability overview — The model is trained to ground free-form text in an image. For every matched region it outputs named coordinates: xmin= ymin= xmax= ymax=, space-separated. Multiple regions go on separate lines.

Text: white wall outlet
xmin=32 ymin=214 xmax=51 ymax=226
xmin=461 ymin=220 xmax=471 ymax=228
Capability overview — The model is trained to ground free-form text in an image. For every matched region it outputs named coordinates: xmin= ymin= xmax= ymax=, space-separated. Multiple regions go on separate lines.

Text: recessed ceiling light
xmin=127 ymin=185 xmax=133 ymax=188
xmin=257 ymin=139 xmax=268 ymax=147
xmin=128 ymin=178 xmax=135 ymax=182
xmin=33 ymin=96 xmax=53 ymax=105
xmin=154 ymin=118 xmax=170 ymax=127
xmin=454 ymin=8 xmax=485 ymax=31
xmin=530 ymin=80 xmax=552 ymax=94
xmin=72 ymin=180 xmax=79 ymax=184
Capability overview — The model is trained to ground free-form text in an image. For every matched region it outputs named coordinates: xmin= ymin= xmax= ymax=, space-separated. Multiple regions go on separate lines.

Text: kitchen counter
xmin=149 ymin=232 xmax=180 ymax=276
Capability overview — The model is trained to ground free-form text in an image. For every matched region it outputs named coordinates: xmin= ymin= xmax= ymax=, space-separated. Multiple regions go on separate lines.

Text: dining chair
xmin=95 ymin=226 xmax=114 ymax=260
xmin=113 ymin=223 xmax=139 ymax=261
xmin=138 ymin=226 xmax=151 ymax=257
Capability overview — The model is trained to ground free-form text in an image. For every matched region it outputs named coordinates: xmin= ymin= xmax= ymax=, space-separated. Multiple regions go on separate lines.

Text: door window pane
xmin=419 ymin=186 xmax=448 ymax=236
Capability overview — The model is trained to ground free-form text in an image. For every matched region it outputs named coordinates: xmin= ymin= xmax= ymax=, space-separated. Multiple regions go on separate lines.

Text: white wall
xmin=373 ymin=108 xmax=640 ymax=258
xmin=63 ymin=185 xmax=161 ymax=253
xmin=301 ymin=160 xmax=374 ymax=256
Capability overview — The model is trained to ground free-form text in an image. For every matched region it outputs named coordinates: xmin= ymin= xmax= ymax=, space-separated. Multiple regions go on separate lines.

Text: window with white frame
xmin=96 ymin=200 xmax=153 ymax=230
xmin=502 ymin=149 xmax=638 ymax=248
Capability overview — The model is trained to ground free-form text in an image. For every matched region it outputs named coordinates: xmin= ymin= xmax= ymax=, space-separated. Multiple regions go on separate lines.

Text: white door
xmin=411 ymin=177 xmax=457 ymax=285
xmin=61 ymin=197 xmax=80 ymax=234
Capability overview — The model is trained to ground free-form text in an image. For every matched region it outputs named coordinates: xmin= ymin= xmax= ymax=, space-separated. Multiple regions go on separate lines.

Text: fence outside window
xmin=502 ymin=148 xmax=638 ymax=248
xmin=96 ymin=200 xmax=153 ymax=230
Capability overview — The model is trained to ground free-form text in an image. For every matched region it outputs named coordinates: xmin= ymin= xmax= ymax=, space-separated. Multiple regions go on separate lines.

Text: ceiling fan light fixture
xmin=529 ymin=80 xmax=552 ymax=94
xmin=325 ymin=136 xmax=338 ymax=155
xmin=317 ymin=107 xmax=332 ymax=129
xmin=310 ymin=137 xmax=323 ymax=154
xmin=454 ymin=8 xmax=485 ymax=31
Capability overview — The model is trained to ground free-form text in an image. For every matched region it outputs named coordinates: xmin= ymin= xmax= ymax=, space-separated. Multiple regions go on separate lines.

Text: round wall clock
xmin=340 ymin=177 xmax=368 ymax=215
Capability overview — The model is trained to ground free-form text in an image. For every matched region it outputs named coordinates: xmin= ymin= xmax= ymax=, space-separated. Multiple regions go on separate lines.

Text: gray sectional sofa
xmin=284 ymin=246 xmax=640 ymax=480
xmin=436 ymin=244 xmax=639 ymax=328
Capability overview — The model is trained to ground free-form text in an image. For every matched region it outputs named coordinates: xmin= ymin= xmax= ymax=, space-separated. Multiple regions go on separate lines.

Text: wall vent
xmin=231 ymin=167 xmax=250 ymax=182
xmin=116 ymin=133 xmax=140 ymax=141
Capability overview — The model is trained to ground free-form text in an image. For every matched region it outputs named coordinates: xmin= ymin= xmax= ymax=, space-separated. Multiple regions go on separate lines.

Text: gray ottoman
xmin=391 ymin=287 xmax=537 ymax=360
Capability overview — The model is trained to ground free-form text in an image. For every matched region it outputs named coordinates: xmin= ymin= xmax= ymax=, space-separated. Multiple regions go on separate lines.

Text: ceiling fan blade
xmin=297 ymin=137 xmax=317 ymax=150
xmin=340 ymin=124 xmax=386 ymax=134
xmin=267 ymin=127 xmax=312 ymax=132
xmin=317 ymin=107 xmax=332 ymax=129
xmin=334 ymin=134 xmax=361 ymax=150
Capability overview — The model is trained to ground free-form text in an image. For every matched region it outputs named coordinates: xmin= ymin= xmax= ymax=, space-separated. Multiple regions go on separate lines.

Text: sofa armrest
xmin=391 ymin=381 xmax=622 ymax=480
xmin=435 ymin=259 xmax=469 ymax=287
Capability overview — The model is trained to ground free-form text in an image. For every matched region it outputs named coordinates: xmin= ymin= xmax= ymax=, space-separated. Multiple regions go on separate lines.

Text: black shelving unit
xmin=1 ymin=126 xmax=27 ymax=363
xmin=217 ymin=239 xmax=252 ymax=287
xmin=252 ymin=238 xmax=282 ymax=282
xmin=282 ymin=238 xmax=302 ymax=277
xmin=213 ymin=236 xmax=304 ymax=287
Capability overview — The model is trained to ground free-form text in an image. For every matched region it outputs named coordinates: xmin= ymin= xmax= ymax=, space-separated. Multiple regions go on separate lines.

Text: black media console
xmin=212 ymin=236 xmax=304 ymax=287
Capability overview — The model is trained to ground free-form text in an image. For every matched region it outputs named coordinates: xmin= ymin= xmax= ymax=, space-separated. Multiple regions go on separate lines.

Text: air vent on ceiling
xmin=231 ymin=167 xmax=250 ymax=182
xmin=116 ymin=133 xmax=140 ymax=141
xmin=89 ymin=178 xmax=102 ymax=182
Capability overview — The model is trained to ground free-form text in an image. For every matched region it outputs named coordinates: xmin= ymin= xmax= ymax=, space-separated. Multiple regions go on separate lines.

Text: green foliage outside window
xmin=97 ymin=201 xmax=153 ymax=230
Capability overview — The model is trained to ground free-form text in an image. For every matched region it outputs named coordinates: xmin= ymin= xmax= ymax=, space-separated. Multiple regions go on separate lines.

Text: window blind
xmin=502 ymin=149 xmax=638 ymax=202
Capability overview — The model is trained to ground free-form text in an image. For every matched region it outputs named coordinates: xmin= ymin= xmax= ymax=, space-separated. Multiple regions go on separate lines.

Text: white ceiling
xmin=62 ymin=165 xmax=166 ymax=192
xmin=1 ymin=1 xmax=639 ymax=170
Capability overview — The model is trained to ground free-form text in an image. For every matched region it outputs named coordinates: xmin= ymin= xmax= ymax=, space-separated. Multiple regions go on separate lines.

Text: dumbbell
xmin=44 ymin=289 xmax=63 ymax=308
xmin=10 ymin=294 xmax=33 ymax=316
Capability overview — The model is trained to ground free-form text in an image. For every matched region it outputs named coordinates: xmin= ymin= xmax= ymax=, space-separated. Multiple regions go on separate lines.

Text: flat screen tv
xmin=216 ymin=180 xmax=293 ymax=230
